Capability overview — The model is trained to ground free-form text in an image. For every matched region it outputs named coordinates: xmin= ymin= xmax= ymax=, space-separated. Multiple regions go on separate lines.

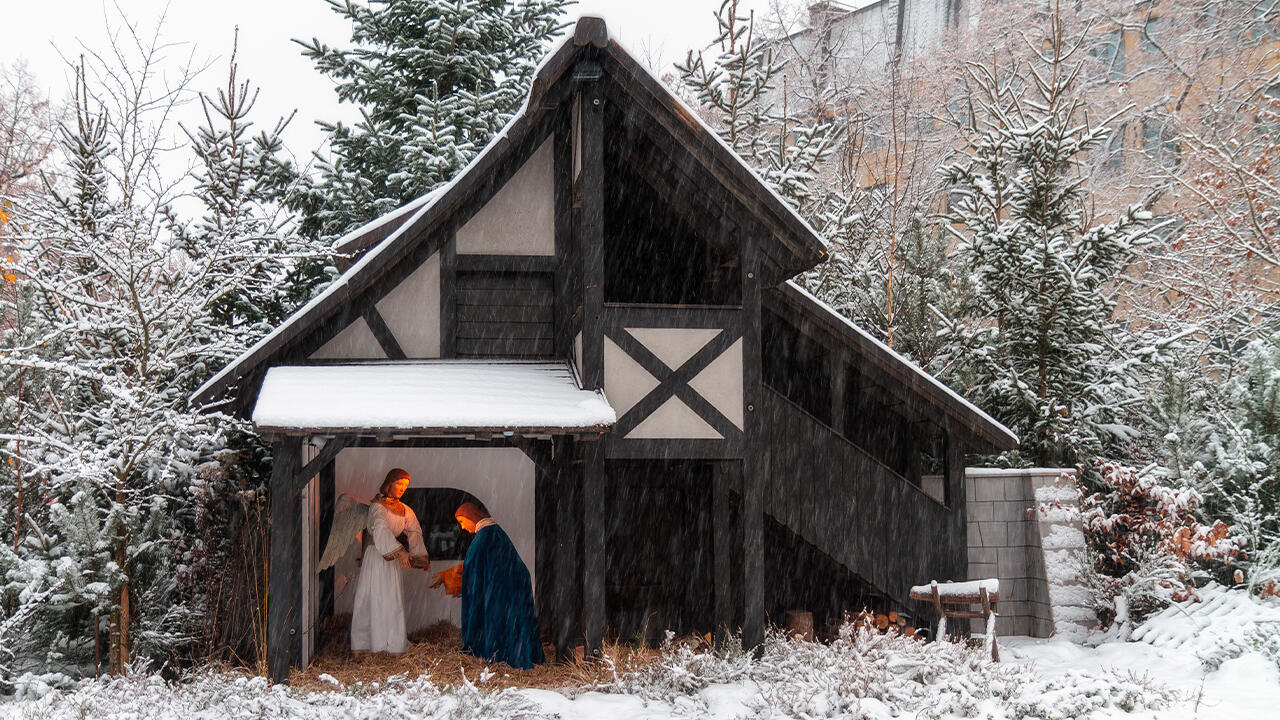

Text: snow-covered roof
xmin=781 ymin=280 xmax=1019 ymax=450
xmin=192 ymin=15 xmax=828 ymax=409
xmin=251 ymin=360 xmax=615 ymax=435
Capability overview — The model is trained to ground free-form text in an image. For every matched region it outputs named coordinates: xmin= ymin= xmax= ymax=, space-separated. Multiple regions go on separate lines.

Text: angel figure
xmin=319 ymin=467 xmax=430 ymax=655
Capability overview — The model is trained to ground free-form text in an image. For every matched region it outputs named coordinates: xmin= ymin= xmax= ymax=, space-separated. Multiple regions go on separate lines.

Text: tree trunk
xmin=109 ymin=538 xmax=131 ymax=673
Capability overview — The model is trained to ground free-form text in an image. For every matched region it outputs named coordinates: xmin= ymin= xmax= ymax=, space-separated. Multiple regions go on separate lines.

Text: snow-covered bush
xmin=1079 ymin=461 xmax=1243 ymax=623
xmin=599 ymin=623 xmax=1176 ymax=719
xmin=4 ymin=669 xmax=548 ymax=719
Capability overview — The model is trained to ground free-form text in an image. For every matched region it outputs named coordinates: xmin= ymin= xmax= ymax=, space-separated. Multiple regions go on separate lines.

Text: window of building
xmin=1091 ymin=30 xmax=1126 ymax=82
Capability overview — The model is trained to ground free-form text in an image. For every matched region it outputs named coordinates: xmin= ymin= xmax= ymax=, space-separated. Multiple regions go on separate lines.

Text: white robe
xmin=350 ymin=500 xmax=428 ymax=654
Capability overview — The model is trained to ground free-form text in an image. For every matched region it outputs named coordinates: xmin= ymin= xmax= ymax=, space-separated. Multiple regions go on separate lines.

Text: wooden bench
xmin=909 ymin=579 xmax=1000 ymax=661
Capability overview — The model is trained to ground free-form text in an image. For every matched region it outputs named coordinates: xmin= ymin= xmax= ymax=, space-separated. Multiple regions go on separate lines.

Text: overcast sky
xmin=4 ymin=0 xmax=789 ymax=167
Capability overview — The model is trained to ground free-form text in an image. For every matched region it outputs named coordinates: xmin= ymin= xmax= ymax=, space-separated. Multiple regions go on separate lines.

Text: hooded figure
xmin=445 ymin=502 xmax=544 ymax=669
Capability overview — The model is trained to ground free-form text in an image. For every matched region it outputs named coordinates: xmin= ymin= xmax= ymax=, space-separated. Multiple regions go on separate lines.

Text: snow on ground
xmin=4 ymin=587 xmax=1278 ymax=720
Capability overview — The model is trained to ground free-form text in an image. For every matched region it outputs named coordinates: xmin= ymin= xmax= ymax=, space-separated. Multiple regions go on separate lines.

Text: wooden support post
xmin=581 ymin=439 xmax=606 ymax=661
xmin=440 ymin=233 xmax=457 ymax=358
xmin=552 ymin=436 xmax=580 ymax=662
xmin=741 ymin=234 xmax=765 ymax=651
xmin=578 ymin=76 xmax=604 ymax=392
xmin=268 ymin=437 xmax=303 ymax=683
xmin=712 ymin=463 xmax=735 ymax=646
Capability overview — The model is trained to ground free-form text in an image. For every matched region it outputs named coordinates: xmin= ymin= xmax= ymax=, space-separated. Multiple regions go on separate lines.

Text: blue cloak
xmin=460 ymin=524 xmax=545 ymax=669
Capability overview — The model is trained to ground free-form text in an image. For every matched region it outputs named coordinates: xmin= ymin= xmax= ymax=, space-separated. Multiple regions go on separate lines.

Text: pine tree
xmin=290 ymin=0 xmax=570 ymax=242
xmin=0 ymin=28 xmax=323 ymax=679
xmin=938 ymin=12 xmax=1153 ymax=466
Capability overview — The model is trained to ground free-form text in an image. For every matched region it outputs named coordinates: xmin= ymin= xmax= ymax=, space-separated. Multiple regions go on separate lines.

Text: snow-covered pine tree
xmin=0 ymin=26 xmax=321 ymax=680
xmin=937 ymin=11 xmax=1154 ymax=467
xmin=290 ymin=0 xmax=570 ymax=242
xmin=676 ymin=0 xmax=842 ymax=215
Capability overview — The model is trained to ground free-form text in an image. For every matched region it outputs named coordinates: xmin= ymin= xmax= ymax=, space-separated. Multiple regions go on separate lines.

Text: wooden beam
xmin=581 ymin=439 xmax=606 ymax=661
xmin=552 ymin=436 xmax=581 ymax=662
xmin=741 ymin=234 xmax=765 ymax=651
xmin=362 ymin=306 xmax=406 ymax=360
xmin=268 ymin=437 xmax=303 ymax=683
xmin=578 ymin=75 xmax=605 ymax=391
xmin=286 ymin=437 xmax=350 ymax=499
xmin=713 ymin=463 xmax=735 ymax=646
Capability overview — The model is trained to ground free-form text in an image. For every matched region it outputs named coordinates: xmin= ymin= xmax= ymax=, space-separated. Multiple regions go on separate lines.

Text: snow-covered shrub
xmin=1079 ymin=460 xmax=1243 ymax=623
xmin=4 ymin=669 xmax=549 ymax=719
xmin=601 ymin=623 xmax=1176 ymax=719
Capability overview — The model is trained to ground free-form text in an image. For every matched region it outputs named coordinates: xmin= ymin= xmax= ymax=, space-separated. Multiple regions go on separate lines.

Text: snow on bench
xmin=909 ymin=579 xmax=1001 ymax=661
xmin=910 ymin=579 xmax=1000 ymax=603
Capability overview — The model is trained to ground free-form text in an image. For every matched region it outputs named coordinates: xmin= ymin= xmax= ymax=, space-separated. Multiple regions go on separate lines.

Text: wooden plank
xmin=268 ymin=438 xmax=303 ymax=683
xmin=455 ymin=337 xmax=555 ymax=358
xmin=457 ymin=305 xmax=555 ymax=324
xmin=455 ymin=322 xmax=555 ymax=340
xmin=454 ymin=254 xmax=557 ymax=273
xmin=456 ymin=271 xmax=554 ymax=292
xmin=602 ymin=303 xmax=744 ymax=328
xmin=603 ymin=437 xmax=743 ymax=459
xmin=581 ymin=440 xmax=605 ymax=661
xmin=457 ymin=291 xmax=555 ymax=308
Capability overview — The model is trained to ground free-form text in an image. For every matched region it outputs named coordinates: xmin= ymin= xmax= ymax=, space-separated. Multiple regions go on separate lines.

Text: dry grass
xmin=290 ymin=615 xmax=666 ymax=693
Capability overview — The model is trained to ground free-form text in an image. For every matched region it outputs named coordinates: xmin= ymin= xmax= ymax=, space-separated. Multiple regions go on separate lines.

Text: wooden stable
xmin=193 ymin=17 xmax=1018 ymax=683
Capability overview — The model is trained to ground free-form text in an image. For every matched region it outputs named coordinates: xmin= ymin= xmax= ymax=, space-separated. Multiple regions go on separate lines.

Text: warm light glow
xmin=456 ymin=514 xmax=476 ymax=533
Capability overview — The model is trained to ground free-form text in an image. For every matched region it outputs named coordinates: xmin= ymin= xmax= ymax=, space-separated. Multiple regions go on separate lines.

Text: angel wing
xmin=318 ymin=493 xmax=369 ymax=572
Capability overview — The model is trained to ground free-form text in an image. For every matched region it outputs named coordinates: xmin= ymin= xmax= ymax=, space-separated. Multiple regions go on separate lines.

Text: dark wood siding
xmin=455 ymin=271 xmax=555 ymax=357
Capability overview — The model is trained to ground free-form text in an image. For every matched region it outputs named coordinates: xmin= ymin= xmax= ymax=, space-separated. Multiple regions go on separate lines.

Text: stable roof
xmin=192 ymin=15 xmax=826 ymax=410
xmin=251 ymin=360 xmax=615 ymax=436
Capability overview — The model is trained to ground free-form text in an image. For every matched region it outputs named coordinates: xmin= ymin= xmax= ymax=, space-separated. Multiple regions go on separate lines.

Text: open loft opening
xmin=601 ymin=99 xmax=742 ymax=306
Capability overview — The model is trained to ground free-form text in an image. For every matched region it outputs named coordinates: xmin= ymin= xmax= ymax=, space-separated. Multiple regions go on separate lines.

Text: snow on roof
xmin=251 ymin=360 xmax=615 ymax=434
xmin=783 ymin=280 xmax=1019 ymax=448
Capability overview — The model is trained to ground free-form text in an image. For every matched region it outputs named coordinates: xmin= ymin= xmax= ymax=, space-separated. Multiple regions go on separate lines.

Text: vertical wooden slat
xmin=268 ymin=438 xmax=302 ymax=683
xmin=741 ymin=234 xmax=765 ymax=651
xmin=552 ymin=436 xmax=580 ymax=662
xmin=581 ymin=439 xmax=606 ymax=661
xmin=713 ymin=462 xmax=734 ymax=646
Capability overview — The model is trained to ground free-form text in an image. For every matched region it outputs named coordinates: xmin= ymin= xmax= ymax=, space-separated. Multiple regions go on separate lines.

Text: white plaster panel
xmin=375 ymin=252 xmax=441 ymax=358
xmin=332 ymin=447 xmax=536 ymax=634
xmin=308 ymin=317 xmax=386 ymax=360
xmin=688 ymin=337 xmax=743 ymax=430
xmin=625 ymin=396 xmax=723 ymax=440
xmin=624 ymin=327 xmax=721 ymax=370
xmin=604 ymin=336 xmax=660 ymax=417
xmin=456 ymin=137 xmax=555 ymax=256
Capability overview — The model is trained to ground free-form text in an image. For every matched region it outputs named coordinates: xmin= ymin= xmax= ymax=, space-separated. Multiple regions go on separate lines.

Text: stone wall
xmin=965 ymin=468 xmax=1095 ymax=638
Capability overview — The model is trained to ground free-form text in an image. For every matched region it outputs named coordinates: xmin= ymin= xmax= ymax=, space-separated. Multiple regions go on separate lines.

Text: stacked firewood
xmin=812 ymin=609 xmax=921 ymax=642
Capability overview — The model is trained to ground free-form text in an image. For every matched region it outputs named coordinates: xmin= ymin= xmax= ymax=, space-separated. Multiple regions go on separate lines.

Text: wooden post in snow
xmin=268 ymin=437 xmax=302 ymax=683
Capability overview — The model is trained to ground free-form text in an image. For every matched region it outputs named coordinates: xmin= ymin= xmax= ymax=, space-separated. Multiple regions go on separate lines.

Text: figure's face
xmin=388 ymin=476 xmax=410 ymax=499
xmin=456 ymin=514 xmax=476 ymax=533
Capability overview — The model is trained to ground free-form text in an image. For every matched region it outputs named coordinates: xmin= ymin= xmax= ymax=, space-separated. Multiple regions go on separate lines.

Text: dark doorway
xmin=604 ymin=460 xmax=715 ymax=643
